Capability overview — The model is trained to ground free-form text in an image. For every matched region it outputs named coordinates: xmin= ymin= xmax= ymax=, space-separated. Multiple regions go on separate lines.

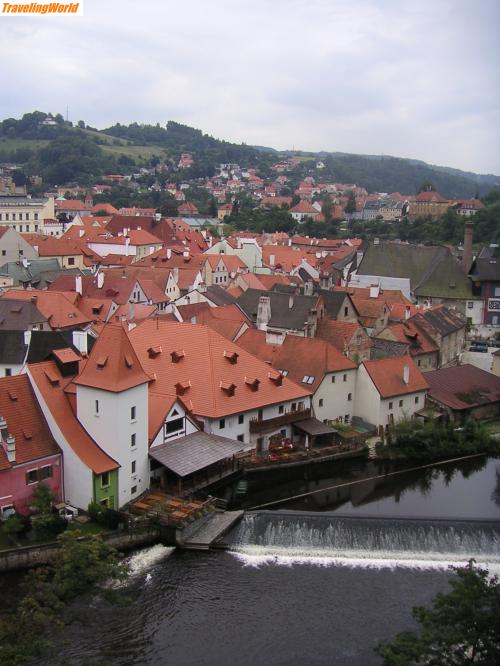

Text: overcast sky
xmin=1 ymin=0 xmax=499 ymax=173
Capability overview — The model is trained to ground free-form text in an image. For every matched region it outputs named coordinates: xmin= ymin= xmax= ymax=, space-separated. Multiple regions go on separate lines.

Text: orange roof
xmin=389 ymin=303 xmax=421 ymax=321
xmin=28 ymin=362 xmax=119 ymax=474
xmin=290 ymin=200 xmax=318 ymax=214
xmin=237 ymin=329 xmax=356 ymax=391
xmin=362 ymin=357 xmax=429 ymax=398
xmin=21 ymin=234 xmax=87 ymax=258
xmin=55 ymin=199 xmax=91 ymax=211
xmin=0 ymin=374 xmax=61 ymax=470
xmin=91 ymin=203 xmax=118 ymax=214
xmin=52 ymin=347 xmax=81 ymax=364
xmin=128 ymin=319 xmax=311 ymax=418
xmin=262 ymin=246 xmax=317 ymax=273
xmin=0 ymin=290 xmax=92 ymax=330
xmin=192 ymin=304 xmax=251 ymax=341
xmin=74 ymin=323 xmax=152 ymax=392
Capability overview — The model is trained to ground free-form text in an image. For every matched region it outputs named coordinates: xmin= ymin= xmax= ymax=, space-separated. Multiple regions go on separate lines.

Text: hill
xmin=0 ymin=111 xmax=499 ymax=197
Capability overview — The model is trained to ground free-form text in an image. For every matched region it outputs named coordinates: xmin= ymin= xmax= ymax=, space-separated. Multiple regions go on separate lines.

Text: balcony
xmin=249 ymin=408 xmax=311 ymax=434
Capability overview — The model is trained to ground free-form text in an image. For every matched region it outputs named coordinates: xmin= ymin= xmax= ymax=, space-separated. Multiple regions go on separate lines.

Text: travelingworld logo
xmin=2 ymin=1 xmax=83 ymax=15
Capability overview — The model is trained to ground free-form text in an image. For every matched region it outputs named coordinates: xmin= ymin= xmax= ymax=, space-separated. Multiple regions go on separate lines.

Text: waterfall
xmin=224 ymin=512 xmax=500 ymax=570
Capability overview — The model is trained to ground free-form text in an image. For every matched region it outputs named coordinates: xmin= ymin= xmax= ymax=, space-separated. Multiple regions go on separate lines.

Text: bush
xmin=3 ymin=513 xmax=29 ymax=539
xmin=87 ymin=502 xmax=122 ymax=529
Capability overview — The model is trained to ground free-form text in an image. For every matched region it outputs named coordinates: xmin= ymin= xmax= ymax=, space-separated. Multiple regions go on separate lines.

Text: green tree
xmin=376 ymin=561 xmax=500 ymax=665
xmin=0 ymin=531 xmax=127 ymax=665
xmin=345 ymin=190 xmax=356 ymax=214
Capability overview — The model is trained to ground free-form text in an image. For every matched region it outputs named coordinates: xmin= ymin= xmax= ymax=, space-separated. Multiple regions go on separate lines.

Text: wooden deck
xmin=181 ymin=510 xmax=244 ymax=550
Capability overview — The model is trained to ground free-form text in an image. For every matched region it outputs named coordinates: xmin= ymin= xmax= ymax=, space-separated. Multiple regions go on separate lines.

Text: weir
xmin=220 ymin=511 xmax=500 ymax=568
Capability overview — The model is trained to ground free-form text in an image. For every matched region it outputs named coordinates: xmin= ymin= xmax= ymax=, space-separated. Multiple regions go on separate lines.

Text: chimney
xmin=403 ymin=364 xmax=409 ymax=384
xmin=125 ymin=237 xmax=130 ymax=256
xmin=128 ymin=300 xmax=135 ymax=321
xmin=24 ymin=330 xmax=32 ymax=346
xmin=75 ymin=275 xmax=82 ymax=295
xmin=155 ymin=213 xmax=161 ymax=222
xmin=166 ymin=248 xmax=172 ymax=259
xmin=288 ymin=239 xmax=292 ymax=247
xmin=72 ymin=330 xmax=88 ymax=355
xmin=462 ymin=222 xmax=473 ymax=273
xmin=97 ymin=272 xmax=104 ymax=289
xmin=288 ymin=295 xmax=294 ymax=309
xmin=79 ymin=228 xmax=85 ymax=238
xmin=5 ymin=434 xmax=16 ymax=464
xmin=256 ymin=295 xmax=271 ymax=330
xmin=369 ymin=285 xmax=380 ymax=299
xmin=405 ymin=305 xmax=411 ymax=320
xmin=269 ymin=254 xmax=275 ymax=267
xmin=183 ymin=250 xmax=189 ymax=258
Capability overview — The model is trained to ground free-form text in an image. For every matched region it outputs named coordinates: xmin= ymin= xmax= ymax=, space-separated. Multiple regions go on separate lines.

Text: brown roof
xmin=425 ymin=364 xmax=500 ymax=411
xmin=28 ymin=361 xmax=119 ymax=474
xmin=363 ymin=357 xmax=429 ymax=398
xmin=74 ymin=323 xmax=151 ymax=392
xmin=316 ymin=319 xmax=371 ymax=353
xmin=378 ymin=322 xmax=438 ymax=357
xmin=0 ymin=374 xmax=60 ymax=470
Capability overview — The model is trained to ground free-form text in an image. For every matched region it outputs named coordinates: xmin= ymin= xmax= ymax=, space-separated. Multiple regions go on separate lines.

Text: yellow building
xmin=0 ymin=194 xmax=55 ymax=233
xmin=408 ymin=191 xmax=450 ymax=220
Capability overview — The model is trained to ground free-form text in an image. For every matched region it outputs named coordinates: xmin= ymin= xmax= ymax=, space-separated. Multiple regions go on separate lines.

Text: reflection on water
xmin=229 ymin=456 xmax=500 ymax=520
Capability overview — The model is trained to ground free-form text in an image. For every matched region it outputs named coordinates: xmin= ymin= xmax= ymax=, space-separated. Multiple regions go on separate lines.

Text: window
xmin=40 ymin=465 xmax=52 ymax=479
xmin=347 ymin=393 xmax=352 ymax=401
xmin=389 ymin=401 xmax=393 ymax=409
xmin=131 ymin=406 xmax=136 ymax=420
xmin=68 ymin=257 xmax=75 ymax=266
xmin=258 ymin=409 xmax=263 ymax=420
xmin=131 ymin=433 xmax=136 ymax=447
xmin=415 ymin=396 xmax=419 ymax=405
xmin=1 ymin=250 xmax=5 ymax=256
xmin=399 ymin=399 xmax=404 ymax=407
xmin=95 ymin=399 xmax=99 ymax=415
xmin=280 ymin=369 xmax=289 ymax=377
xmin=165 ymin=417 xmax=184 ymax=436
xmin=344 ymin=414 xmax=350 ymax=423
xmin=331 ymin=375 xmax=336 ymax=383
xmin=101 ymin=472 xmax=110 ymax=488
xmin=417 ymin=359 xmax=422 ymax=367
xmin=131 ymin=485 xmax=137 ymax=495
xmin=302 ymin=375 xmax=315 ymax=384
xmin=291 ymin=403 xmax=297 ymax=412
xmin=19 ymin=249 xmax=23 ymax=256
xmin=344 ymin=306 xmax=349 ymax=317
xmin=5 ymin=368 xmax=11 ymax=376
xmin=34 ymin=213 xmax=39 ymax=220
xmin=131 ymin=461 xmax=136 ymax=474
xmin=100 ymin=498 xmax=109 ymax=507
xmin=467 ymin=302 xmax=474 ymax=310
xmin=319 ymin=399 xmax=324 ymax=407
xmin=219 ymin=418 xmax=225 ymax=429
xmin=278 ymin=405 xmax=284 ymax=414
xmin=237 ymin=434 xmax=244 ymax=442
xmin=238 ymin=414 xmax=244 ymax=424
xmin=343 ymin=374 xmax=347 ymax=382
xmin=26 ymin=469 xmax=38 ymax=484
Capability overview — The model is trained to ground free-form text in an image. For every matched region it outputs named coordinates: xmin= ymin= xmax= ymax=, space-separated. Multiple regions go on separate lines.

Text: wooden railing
xmin=249 ymin=408 xmax=311 ymax=433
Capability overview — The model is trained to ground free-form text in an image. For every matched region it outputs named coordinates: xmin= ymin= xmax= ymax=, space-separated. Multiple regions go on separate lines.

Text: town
xmin=0 ymin=115 xmax=499 ymax=540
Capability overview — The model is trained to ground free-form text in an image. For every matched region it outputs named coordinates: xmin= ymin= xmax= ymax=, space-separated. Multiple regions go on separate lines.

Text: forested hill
xmin=0 ymin=111 xmax=499 ymax=197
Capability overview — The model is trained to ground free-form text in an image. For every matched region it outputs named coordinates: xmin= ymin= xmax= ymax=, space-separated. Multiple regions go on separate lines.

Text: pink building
xmin=0 ymin=374 xmax=62 ymax=516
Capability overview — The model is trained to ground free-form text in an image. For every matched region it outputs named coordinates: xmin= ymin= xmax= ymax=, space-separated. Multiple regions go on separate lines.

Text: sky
xmin=1 ymin=0 xmax=499 ymax=174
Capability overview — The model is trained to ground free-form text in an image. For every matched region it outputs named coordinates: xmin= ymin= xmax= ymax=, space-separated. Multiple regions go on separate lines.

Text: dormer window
xmin=171 ymin=350 xmax=185 ymax=363
xmin=245 ymin=377 xmax=260 ymax=392
xmin=301 ymin=375 xmax=315 ymax=385
xmin=223 ymin=350 xmax=239 ymax=364
xmin=220 ymin=381 xmax=236 ymax=397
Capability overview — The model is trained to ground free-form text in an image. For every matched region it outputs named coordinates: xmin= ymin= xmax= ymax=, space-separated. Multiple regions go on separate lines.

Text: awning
xmin=149 ymin=432 xmax=251 ymax=477
xmin=294 ymin=418 xmax=336 ymax=436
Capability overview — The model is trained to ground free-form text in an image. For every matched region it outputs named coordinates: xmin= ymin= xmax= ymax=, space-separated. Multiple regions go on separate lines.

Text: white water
xmin=118 ymin=544 xmax=174 ymax=584
xmin=227 ymin=512 xmax=500 ymax=572
xmin=230 ymin=546 xmax=500 ymax=573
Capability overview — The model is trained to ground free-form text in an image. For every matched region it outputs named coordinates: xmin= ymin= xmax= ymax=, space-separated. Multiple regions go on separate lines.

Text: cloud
xmin=1 ymin=0 xmax=499 ymax=173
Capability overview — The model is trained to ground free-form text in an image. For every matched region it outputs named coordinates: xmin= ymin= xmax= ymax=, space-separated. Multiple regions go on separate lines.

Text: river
xmin=14 ymin=456 xmax=500 ymax=664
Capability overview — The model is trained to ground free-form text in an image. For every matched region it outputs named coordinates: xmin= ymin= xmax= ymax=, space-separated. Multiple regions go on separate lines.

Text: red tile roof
xmin=28 ymin=362 xmax=119 ymax=474
xmin=74 ymin=323 xmax=151 ymax=393
xmin=362 ymin=357 xmax=429 ymax=398
xmin=0 ymin=290 xmax=92 ymax=330
xmin=127 ymin=319 xmax=311 ymax=418
xmin=237 ymin=329 xmax=356 ymax=391
xmin=316 ymin=319 xmax=371 ymax=353
xmin=0 ymin=374 xmax=60 ymax=470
